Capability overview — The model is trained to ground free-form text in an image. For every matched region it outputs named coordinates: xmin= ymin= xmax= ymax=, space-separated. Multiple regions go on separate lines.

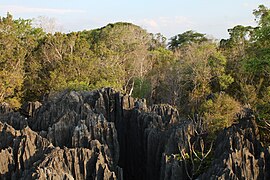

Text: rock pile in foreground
xmin=0 ymin=88 xmax=269 ymax=179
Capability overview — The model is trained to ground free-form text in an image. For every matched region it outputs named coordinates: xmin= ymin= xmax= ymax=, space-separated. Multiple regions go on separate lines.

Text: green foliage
xmin=132 ymin=77 xmax=151 ymax=99
xmin=0 ymin=13 xmax=44 ymax=108
xmin=201 ymin=93 xmax=241 ymax=134
xmin=255 ymin=87 xmax=270 ymax=145
xmin=219 ymin=7 xmax=270 ymax=146
xmin=176 ymin=42 xmax=232 ymax=112
xmin=146 ymin=47 xmax=179 ymax=105
xmin=243 ymin=11 xmax=270 ymax=83
xmin=148 ymin=42 xmax=233 ymax=115
xmin=80 ymin=22 xmax=151 ymax=94
xmin=220 ymin=25 xmax=253 ymax=50
xmin=168 ymin=30 xmax=208 ymax=50
xmin=192 ymin=150 xmax=213 ymax=177
xmin=253 ymin=5 xmax=270 ymax=26
xmin=255 ymin=86 xmax=270 ymax=119
xmin=149 ymin=33 xmax=167 ymax=50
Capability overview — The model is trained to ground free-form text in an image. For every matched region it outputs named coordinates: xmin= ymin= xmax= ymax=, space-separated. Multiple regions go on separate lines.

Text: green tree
xmin=219 ymin=25 xmax=254 ymax=103
xmin=245 ymin=5 xmax=270 ymax=90
xmin=149 ymin=33 xmax=167 ymax=50
xmin=146 ymin=47 xmax=176 ymax=104
xmin=80 ymin=22 xmax=152 ymax=95
xmin=176 ymin=42 xmax=233 ymax=112
xmin=0 ymin=14 xmax=44 ymax=107
xmin=48 ymin=33 xmax=99 ymax=91
xmin=224 ymin=5 xmax=270 ymax=107
xmin=218 ymin=5 xmax=270 ymax=144
xmin=24 ymin=32 xmax=68 ymax=100
xmin=245 ymin=5 xmax=270 ymax=120
xmin=25 ymin=32 xmax=106 ymax=99
xmin=201 ymin=93 xmax=241 ymax=135
xmin=168 ymin=30 xmax=208 ymax=50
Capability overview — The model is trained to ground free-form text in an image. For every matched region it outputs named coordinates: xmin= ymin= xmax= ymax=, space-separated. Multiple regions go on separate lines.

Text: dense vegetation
xmin=1 ymin=5 xmax=270 ymax=141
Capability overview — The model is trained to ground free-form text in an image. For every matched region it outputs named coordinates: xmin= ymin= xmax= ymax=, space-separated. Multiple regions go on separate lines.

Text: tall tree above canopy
xmin=219 ymin=25 xmax=254 ymax=98
xmin=168 ymin=30 xmax=208 ymax=50
xmin=240 ymin=5 xmax=270 ymax=109
xmin=245 ymin=5 xmax=270 ymax=91
xmin=220 ymin=25 xmax=254 ymax=50
xmin=220 ymin=5 xmax=270 ymax=108
xmin=253 ymin=4 xmax=270 ymax=26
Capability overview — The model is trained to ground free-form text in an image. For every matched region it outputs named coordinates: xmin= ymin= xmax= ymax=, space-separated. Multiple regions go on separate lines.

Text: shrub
xmin=201 ymin=93 xmax=242 ymax=134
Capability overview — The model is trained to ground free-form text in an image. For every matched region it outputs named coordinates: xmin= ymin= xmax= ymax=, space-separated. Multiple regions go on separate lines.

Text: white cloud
xmin=140 ymin=19 xmax=158 ymax=28
xmin=0 ymin=5 xmax=86 ymax=14
xmin=137 ymin=16 xmax=193 ymax=32
xmin=160 ymin=16 xmax=193 ymax=26
xmin=134 ymin=16 xmax=194 ymax=37
xmin=139 ymin=16 xmax=193 ymax=30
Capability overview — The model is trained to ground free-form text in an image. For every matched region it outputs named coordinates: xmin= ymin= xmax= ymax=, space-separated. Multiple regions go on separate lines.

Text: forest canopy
xmin=1 ymin=5 xmax=270 ymax=138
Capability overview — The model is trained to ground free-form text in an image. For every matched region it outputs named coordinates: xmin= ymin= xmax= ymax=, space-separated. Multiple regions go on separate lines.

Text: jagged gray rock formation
xmin=0 ymin=87 xmax=269 ymax=180
xmin=0 ymin=89 xmax=123 ymax=179
xmin=0 ymin=121 xmax=53 ymax=179
xmin=0 ymin=103 xmax=28 ymax=130
xmin=199 ymin=116 xmax=267 ymax=180
xmin=21 ymin=101 xmax=42 ymax=117
xmin=32 ymin=143 xmax=117 ymax=180
xmin=116 ymin=102 xmax=196 ymax=180
xmin=0 ymin=121 xmax=119 ymax=179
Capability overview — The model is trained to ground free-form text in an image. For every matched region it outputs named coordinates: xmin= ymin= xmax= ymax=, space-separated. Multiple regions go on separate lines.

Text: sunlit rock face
xmin=0 ymin=88 xmax=269 ymax=180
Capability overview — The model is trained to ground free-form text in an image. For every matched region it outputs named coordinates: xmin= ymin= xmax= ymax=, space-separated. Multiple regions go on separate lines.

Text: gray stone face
xmin=199 ymin=117 xmax=266 ymax=180
xmin=0 ymin=87 xmax=269 ymax=180
xmin=0 ymin=88 xmax=122 ymax=179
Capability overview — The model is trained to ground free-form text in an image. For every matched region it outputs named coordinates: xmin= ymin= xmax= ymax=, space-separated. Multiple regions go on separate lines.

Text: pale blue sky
xmin=1 ymin=1 xmax=270 ymax=39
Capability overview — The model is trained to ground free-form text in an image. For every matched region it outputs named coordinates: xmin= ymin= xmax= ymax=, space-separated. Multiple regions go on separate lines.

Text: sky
xmin=1 ymin=1 xmax=270 ymax=40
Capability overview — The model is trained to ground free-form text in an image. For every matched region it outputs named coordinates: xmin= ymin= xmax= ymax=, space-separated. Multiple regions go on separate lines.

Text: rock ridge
xmin=0 ymin=87 xmax=269 ymax=180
